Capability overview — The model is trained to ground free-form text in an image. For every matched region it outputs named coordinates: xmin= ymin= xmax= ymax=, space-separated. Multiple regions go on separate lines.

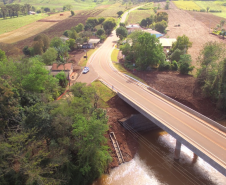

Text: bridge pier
xmin=174 ymin=140 xmax=181 ymax=160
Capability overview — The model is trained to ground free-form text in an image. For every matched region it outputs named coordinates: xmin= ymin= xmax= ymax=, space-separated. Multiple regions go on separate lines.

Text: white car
xmin=82 ymin=67 xmax=89 ymax=74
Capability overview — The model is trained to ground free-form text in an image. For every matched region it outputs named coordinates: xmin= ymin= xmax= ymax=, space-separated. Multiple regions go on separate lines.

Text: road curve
xmin=87 ymin=7 xmax=226 ymax=175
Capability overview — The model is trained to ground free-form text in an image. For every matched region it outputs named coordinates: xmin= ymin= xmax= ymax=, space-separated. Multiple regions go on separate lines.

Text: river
xmin=93 ymin=129 xmax=226 ymax=185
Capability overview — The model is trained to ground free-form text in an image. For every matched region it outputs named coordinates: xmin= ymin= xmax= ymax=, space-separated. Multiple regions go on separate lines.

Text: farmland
xmin=0 ymin=14 xmax=48 ymax=35
xmin=0 ymin=9 xmax=104 ymax=56
xmin=173 ymin=1 xmax=201 ymax=11
xmin=164 ymin=2 xmax=226 ymax=69
xmin=9 ymin=0 xmax=114 ymax=10
xmin=127 ymin=9 xmax=154 ymax=24
xmin=0 ymin=11 xmax=73 ymax=44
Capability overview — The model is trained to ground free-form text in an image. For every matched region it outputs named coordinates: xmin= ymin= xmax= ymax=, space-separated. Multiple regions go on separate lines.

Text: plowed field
xmin=0 ymin=9 xmax=104 ymax=56
xmin=158 ymin=2 xmax=226 ymax=68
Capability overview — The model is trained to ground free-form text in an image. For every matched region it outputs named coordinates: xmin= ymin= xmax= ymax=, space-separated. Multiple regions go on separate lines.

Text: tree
xmin=156 ymin=12 xmax=168 ymax=22
xmin=178 ymin=54 xmax=194 ymax=74
xmin=220 ymin=19 xmax=225 ymax=28
xmin=63 ymin=4 xmax=73 ymax=11
xmin=44 ymin=7 xmax=50 ymax=12
xmin=172 ymin=35 xmax=192 ymax=53
xmin=42 ymin=48 xmax=57 ymax=65
xmin=155 ymin=20 xmax=167 ymax=33
xmin=34 ymin=34 xmax=50 ymax=52
xmin=117 ymin=10 xmax=124 ymax=17
xmin=33 ymin=40 xmax=44 ymax=55
xmin=98 ymin=17 xmax=105 ymax=24
xmin=170 ymin=48 xmax=183 ymax=62
xmin=69 ymin=30 xmax=78 ymax=40
xmin=165 ymin=0 xmax=170 ymax=10
xmin=55 ymin=71 xmax=67 ymax=87
xmin=140 ymin=19 xmax=147 ymax=27
xmin=206 ymin=6 xmax=210 ymax=13
xmin=50 ymin=37 xmax=64 ymax=48
xmin=71 ymin=10 xmax=75 ymax=16
xmin=66 ymin=38 xmax=76 ymax=50
xmin=146 ymin=17 xmax=153 ymax=27
xmin=116 ymin=26 xmax=128 ymax=40
xmin=96 ymin=29 xmax=105 ymax=36
xmin=0 ymin=49 xmax=6 ymax=61
xmin=103 ymin=17 xmax=116 ymax=35
xmin=120 ymin=22 xmax=126 ymax=27
xmin=74 ymin=23 xmax=84 ymax=33
xmin=86 ymin=17 xmax=98 ymax=28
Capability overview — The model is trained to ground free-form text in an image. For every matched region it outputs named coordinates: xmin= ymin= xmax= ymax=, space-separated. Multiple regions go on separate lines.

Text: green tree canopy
xmin=172 ymin=34 xmax=192 ymax=53
xmin=155 ymin=20 xmax=167 ymax=33
xmin=42 ymin=47 xmax=57 ymax=65
xmin=178 ymin=54 xmax=194 ymax=74
xmin=103 ymin=17 xmax=116 ymax=35
xmin=117 ymin=10 xmax=124 ymax=17
xmin=0 ymin=49 xmax=6 ymax=61
xmin=116 ymin=26 xmax=128 ymax=40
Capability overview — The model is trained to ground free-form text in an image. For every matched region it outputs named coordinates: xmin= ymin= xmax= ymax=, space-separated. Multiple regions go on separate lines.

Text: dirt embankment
xmin=105 ymin=96 xmax=139 ymax=169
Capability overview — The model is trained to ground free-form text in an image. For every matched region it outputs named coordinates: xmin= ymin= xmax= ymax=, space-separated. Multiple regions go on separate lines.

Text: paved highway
xmin=79 ymin=7 xmax=226 ymax=175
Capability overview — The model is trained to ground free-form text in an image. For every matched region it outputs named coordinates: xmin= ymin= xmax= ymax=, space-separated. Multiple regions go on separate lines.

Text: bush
xmin=96 ymin=29 xmax=105 ymax=36
xmin=63 ymin=30 xmax=71 ymax=37
xmin=158 ymin=60 xmax=170 ymax=71
xmin=23 ymin=46 xmax=31 ymax=56
xmin=170 ymin=48 xmax=183 ymax=62
xmin=209 ymin=10 xmax=222 ymax=13
xmin=42 ymin=48 xmax=57 ymax=65
xmin=178 ymin=54 xmax=194 ymax=74
xmin=171 ymin=60 xmax=178 ymax=71
xmin=200 ymin=9 xmax=206 ymax=12
xmin=71 ymin=10 xmax=75 ymax=16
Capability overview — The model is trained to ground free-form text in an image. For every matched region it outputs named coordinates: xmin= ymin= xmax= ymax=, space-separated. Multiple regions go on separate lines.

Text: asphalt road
xmin=79 ymin=6 xmax=226 ymax=174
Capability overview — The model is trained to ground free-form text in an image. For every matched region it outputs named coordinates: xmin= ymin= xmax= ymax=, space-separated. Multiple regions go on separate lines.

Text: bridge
xmin=81 ymin=8 xmax=226 ymax=176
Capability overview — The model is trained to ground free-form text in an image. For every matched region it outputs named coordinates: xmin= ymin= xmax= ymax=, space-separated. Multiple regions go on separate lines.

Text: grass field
xmin=195 ymin=1 xmax=226 ymax=18
xmin=111 ymin=49 xmax=119 ymax=62
xmin=127 ymin=9 xmax=155 ymax=24
xmin=173 ymin=1 xmax=201 ymax=11
xmin=97 ymin=3 xmax=129 ymax=18
xmin=12 ymin=0 xmax=114 ymax=10
xmin=92 ymin=80 xmax=116 ymax=108
xmin=0 ymin=14 xmax=48 ymax=34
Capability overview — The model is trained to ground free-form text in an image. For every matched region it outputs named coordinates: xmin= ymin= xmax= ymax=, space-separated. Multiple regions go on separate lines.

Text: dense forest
xmin=0 ymin=49 xmax=112 ymax=185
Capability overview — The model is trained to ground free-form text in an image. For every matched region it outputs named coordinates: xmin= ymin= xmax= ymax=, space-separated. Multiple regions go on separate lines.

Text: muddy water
xmin=93 ymin=129 xmax=226 ymax=185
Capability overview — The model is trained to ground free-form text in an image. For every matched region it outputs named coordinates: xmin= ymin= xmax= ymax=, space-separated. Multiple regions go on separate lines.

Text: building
xmin=82 ymin=39 xmax=100 ymax=49
xmin=50 ymin=63 xmax=73 ymax=77
xmin=159 ymin=38 xmax=177 ymax=49
xmin=143 ymin=29 xmax=164 ymax=38
xmin=126 ymin=24 xmax=142 ymax=33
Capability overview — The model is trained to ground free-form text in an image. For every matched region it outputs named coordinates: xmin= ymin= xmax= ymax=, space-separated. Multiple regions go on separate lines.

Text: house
xmin=28 ymin=11 xmax=36 ymax=15
xmin=82 ymin=39 xmax=100 ymax=49
xmin=159 ymin=38 xmax=177 ymax=49
xmin=143 ymin=29 xmax=164 ymax=38
xmin=50 ymin=63 xmax=73 ymax=77
xmin=126 ymin=24 xmax=142 ymax=33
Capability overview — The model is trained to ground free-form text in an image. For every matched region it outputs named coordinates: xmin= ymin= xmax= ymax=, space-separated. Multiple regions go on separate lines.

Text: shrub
xmin=178 ymin=54 xmax=194 ymax=74
xmin=63 ymin=30 xmax=71 ymax=37
xmin=209 ymin=10 xmax=222 ymax=13
xmin=200 ymin=9 xmax=205 ymax=12
xmin=170 ymin=48 xmax=183 ymax=62
xmin=71 ymin=10 xmax=75 ymax=16
xmin=171 ymin=60 xmax=178 ymax=71
xmin=23 ymin=46 xmax=31 ymax=56
xmin=96 ymin=29 xmax=105 ymax=36
xmin=158 ymin=60 xmax=170 ymax=71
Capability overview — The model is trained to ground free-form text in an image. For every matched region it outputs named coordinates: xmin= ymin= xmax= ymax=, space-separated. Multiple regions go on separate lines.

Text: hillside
xmin=0 ymin=0 xmax=114 ymax=10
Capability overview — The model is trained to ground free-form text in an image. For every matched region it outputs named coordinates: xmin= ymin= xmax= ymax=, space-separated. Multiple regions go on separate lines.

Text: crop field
xmin=173 ymin=1 xmax=201 ymax=11
xmin=0 ymin=9 xmax=104 ymax=56
xmin=97 ymin=3 xmax=129 ymax=18
xmin=0 ymin=11 xmax=74 ymax=44
xmin=127 ymin=9 xmax=154 ymax=24
xmin=12 ymin=0 xmax=114 ymax=10
xmin=0 ymin=14 xmax=48 ymax=35
xmin=195 ymin=1 xmax=226 ymax=18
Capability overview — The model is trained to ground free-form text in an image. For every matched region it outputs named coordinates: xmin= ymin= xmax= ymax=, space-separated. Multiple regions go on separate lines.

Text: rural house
xmin=126 ymin=24 xmax=142 ymax=33
xmin=82 ymin=39 xmax=100 ymax=49
xmin=143 ymin=29 xmax=164 ymax=38
xmin=159 ymin=38 xmax=177 ymax=49
xmin=50 ymin=63 xmax=73 ymax=77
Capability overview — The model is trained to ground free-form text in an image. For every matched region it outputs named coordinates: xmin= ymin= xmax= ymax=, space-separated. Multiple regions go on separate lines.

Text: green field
xmin=7 ymin=0 xmax=114 ymax=10
xmin=127 ymin=9 xmax=154 ymax=24
xmin=195 ymin=1 xmax=226 ymax=18
xmin=97 ymin=3 xmax=127 ymax=18
xmin=173 ymin=1 xmax=201 ymax=11
xmin=0 ymin=14 xmax=48 ymax=34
